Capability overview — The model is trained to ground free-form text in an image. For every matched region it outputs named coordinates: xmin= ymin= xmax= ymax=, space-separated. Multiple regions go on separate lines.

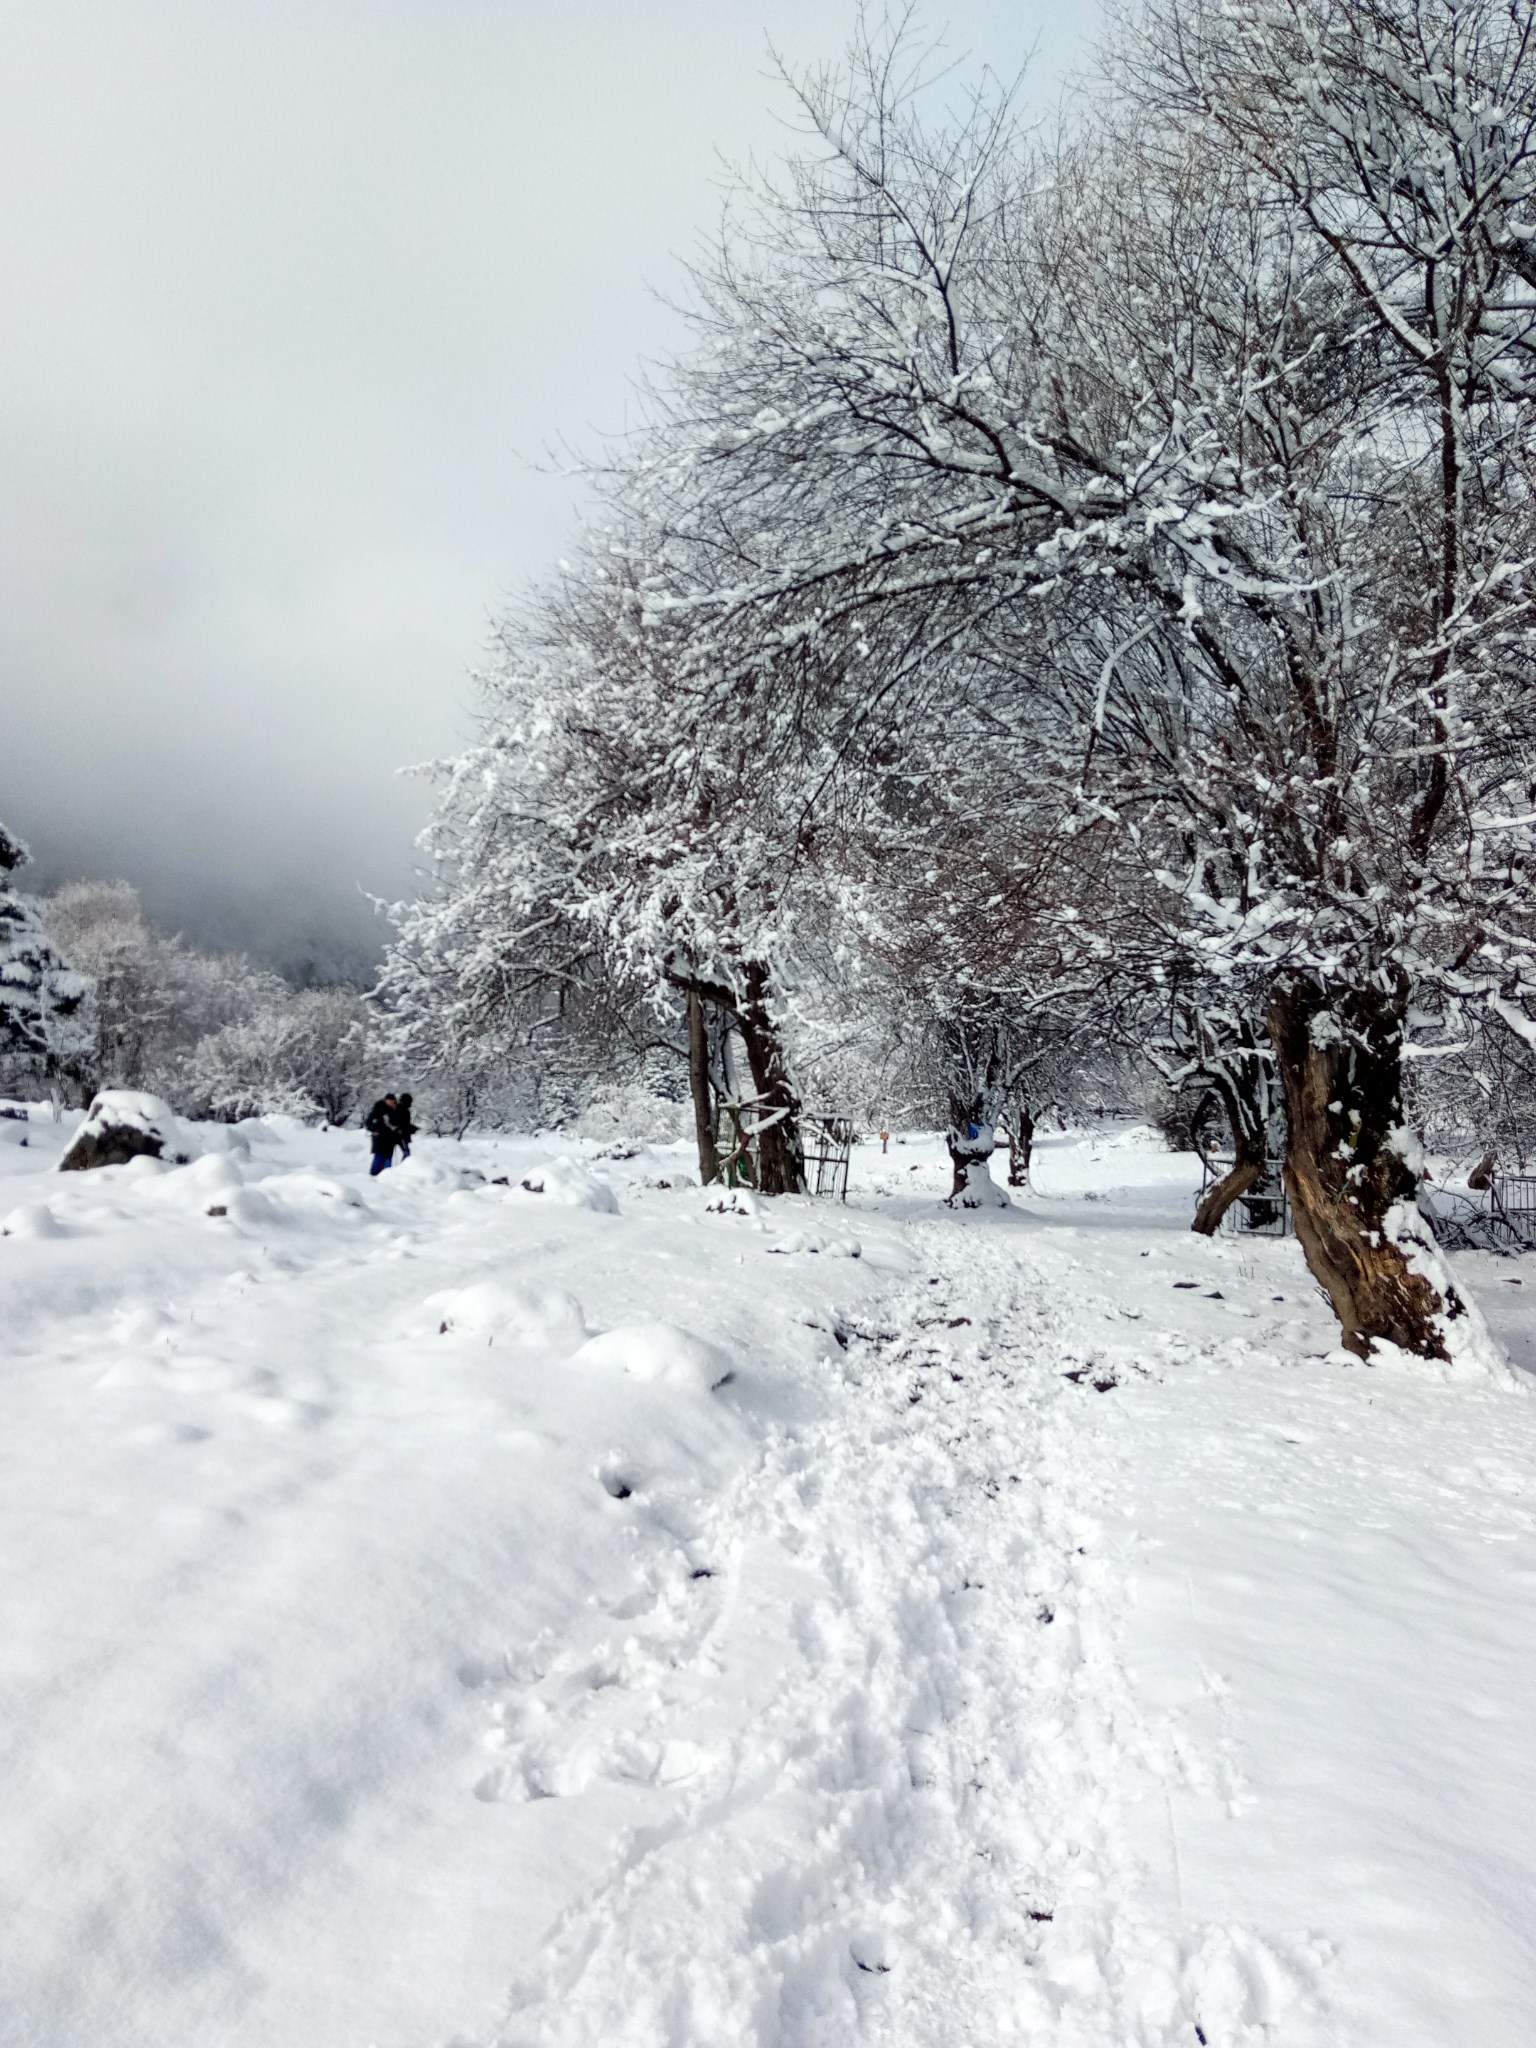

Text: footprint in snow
xmin=850 ymin=1930 xmax=896 ymax=1975
xmin=473 ymin=1764 xmax=522 ymax=1803
xmin=608 ymin=1584 xmax=659 ymax=1620
xmin=128 ymin=1420 xmax=213 ymax=1447
xmin=604 ymin=1733 xmax=709 ymax=1785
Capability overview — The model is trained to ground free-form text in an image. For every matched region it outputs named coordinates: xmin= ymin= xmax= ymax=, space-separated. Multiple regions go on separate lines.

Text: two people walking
xmin=364 ymin=1092 xmax=416 ymax=1176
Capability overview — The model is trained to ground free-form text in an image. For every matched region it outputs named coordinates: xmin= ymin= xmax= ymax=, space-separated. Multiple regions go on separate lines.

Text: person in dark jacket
xmin=364 ymin=1094 xmax=399 ymax=1175
xmin=393 ymin=1093 xmax=417 ymax=1159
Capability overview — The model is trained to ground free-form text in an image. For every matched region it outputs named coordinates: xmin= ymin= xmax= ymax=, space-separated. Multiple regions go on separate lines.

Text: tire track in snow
xmin=459 ymin=1219 xmax=1332 ymax=2048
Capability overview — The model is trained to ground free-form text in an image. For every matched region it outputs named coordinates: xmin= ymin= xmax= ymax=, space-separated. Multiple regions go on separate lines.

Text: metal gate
xmin=1197 ymin=1152 xmax=1292 ymax=1236
xmin=801 ymin=1112 xmax=854 ymax=1202
xmin=713 ymin=1101 xmax=854 ymax=1200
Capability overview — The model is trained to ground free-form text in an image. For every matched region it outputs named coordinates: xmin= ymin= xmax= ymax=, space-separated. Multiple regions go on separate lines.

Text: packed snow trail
xmin=475 ymin=1219 xmax=1329 ymax=2048
xmin=3 ymin=1113 xmax=1536 ymax=2046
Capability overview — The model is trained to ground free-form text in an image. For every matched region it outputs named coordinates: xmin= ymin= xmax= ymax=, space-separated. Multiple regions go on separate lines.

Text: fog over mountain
xmin=1 ymin=0 xmax=1094 ymax=982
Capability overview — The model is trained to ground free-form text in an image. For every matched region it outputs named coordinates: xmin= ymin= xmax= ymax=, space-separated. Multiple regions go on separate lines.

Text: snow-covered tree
xmin=181 ymin=987 xmax=369 ymax=1123
xmin=43 ymin=879 xmax=210 ymax=1094
xmin=597 ymin=7 xmax=1536 ymax=1357
xmin=379 ymin=3 xmax=1536 ymax=1364
xmin=40 ymin=876 xmax=369 ymax=1120
xmin=1082 ymin=0 xmax=1536 ymax=1349
xmin=0 ymin=823 xmax=90 ymax=1090
xmin=378 ymin=532 xmax=838 ymax=1193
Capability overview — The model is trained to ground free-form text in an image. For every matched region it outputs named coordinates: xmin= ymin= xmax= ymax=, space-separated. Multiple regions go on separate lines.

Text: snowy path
xmin=490 ymin=1224 xmax=1130 ymax=2044
xmin=479 ymin=1215 xmax=1341 ymax=2048
xmin=4 ymin=1115 xmax=1536 ymax=2046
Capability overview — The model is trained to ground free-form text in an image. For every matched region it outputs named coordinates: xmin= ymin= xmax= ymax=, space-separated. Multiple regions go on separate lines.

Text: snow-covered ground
xmin=3 ymin=1109 xmax=1535 ymax=2047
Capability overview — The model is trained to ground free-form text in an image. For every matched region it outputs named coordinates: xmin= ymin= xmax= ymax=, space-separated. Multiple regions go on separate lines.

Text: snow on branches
xmin=386 ymin=4 xmax=1536 ymax=1362
xmin=0 ymin=822 xmax=90 ymax=1088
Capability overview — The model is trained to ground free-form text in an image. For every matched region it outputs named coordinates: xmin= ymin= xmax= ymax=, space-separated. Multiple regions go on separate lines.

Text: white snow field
xmin=3 ymin=1110 xmax=1535 ymax=2048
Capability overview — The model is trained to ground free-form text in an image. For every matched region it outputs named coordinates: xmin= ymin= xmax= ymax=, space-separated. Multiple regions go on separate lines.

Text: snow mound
xmin=119 ymin=1152 xmax=246 ymax=1217
xmin=1381 ymin=1204 xmax=1524 ymax=1388
xmin=59 ymin=1091 xmax=198 ymax=1172
xmin=427 ymin=1279 xmax=589 ymax=1347
xmin=179 ymin=1154 xmax=245 ymax=1198
xmin=947 ymin=1159 xmax=1011 ymax=1210
xmin=702 ymin=1187 xmax=761 ymax=1218
xmin=1 ymin=1202 xmax=64 ymax=1239
xmin=766 ymin=1229 xmax=861 ymax=1258
xmin=572 ymin=1321 xmax=734 ymax=1394
xmin=392 ymin=1157 xmax=465 ymax=1191
xmin=516 ymin=1158 xmax=619 ymax=1213
xmin=198 ymin=1124 xmax=253 ymax=1161
xmin=1100 ymin=1121 xmax=1170 ymax=1151
xmin=258 ymin=1112 xmax=311 ymax=1137
xmin=224 ymin=1187 xmax=278 ymax=1228
xmin=258 ymin=1172 xmax=368 ymax=1218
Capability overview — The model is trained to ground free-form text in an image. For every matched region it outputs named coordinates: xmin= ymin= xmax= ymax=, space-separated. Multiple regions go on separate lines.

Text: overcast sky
xmin=1 ymin=0 xmax=1097 ymax=980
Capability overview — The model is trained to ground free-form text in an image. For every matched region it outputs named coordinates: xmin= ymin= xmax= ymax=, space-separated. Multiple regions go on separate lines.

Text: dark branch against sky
xmin=0 ymin=0 xmax=1095 ymax=981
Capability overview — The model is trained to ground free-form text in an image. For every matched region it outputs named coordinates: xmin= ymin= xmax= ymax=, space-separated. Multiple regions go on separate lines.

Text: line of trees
xmin=379 ymin=1 xmax=1536 ymax=1363
xmin=0 ymin=850 xmax=373 ymax=1124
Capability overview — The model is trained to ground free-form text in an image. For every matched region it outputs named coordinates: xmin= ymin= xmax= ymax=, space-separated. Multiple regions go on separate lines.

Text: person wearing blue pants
xmin=364 ymin=1093 xmax=400 ymax=1175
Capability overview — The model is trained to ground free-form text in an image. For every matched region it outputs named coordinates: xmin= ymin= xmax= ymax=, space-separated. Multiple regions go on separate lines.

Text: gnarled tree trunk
xmin=1191 ymin=1129 xmax=1264 ymax=1236
xmin=1190 ymin=1044 xmax=1277 ymax=1236
xmin=736 ymin=962 xmax=805 ymax=1196
xmin=1267 ymin=977 xmax=1449 ymax=1359
xmin=1004 ymin=1102 xmax=1035 ymax=1188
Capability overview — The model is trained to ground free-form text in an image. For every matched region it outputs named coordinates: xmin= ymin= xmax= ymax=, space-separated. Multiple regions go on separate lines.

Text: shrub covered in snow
xmin=575 ymin=1085 xmax=689 ymax=1148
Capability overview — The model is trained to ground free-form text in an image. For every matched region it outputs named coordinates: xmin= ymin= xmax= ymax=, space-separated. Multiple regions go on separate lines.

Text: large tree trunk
xmin=736 ymin=962 xmax=805 ymax=1197
xmin=1267 ymin=978 xmax=1450 ymax=1359
xmin=1004 ymin=1103 xmax=1034 ymax=1188
xmin=686 ymin=988 xmax=718 ymax=1186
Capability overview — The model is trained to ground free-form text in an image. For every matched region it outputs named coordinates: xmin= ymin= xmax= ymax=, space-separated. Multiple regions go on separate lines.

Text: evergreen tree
xmin=0 ymin=822 xmax=90 ymax=1087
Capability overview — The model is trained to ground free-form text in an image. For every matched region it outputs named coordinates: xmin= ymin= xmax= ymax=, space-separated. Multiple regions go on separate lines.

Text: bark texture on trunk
xmin=1267 ymin=978 xmax=1450 ymax=1359
xmin=1191 ymin=1064 xmax=1271 ymax=1236
xmin=1005 ymin=1105 xmax=1034 ymax=1188
xmin=1191 ymin=1146 xmax=1264 ymax=1236
xmin=686 ymin=989 xmax=718 ymax=1187
xmin=737 ymin=962 xmax=805 ymax=1197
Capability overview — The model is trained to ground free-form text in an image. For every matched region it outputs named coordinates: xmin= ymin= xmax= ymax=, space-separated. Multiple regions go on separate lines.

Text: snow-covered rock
xmin=57 ymin=1090 xmax=196 ymax=1172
